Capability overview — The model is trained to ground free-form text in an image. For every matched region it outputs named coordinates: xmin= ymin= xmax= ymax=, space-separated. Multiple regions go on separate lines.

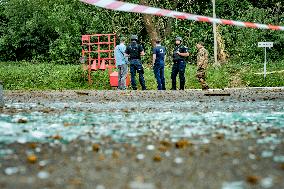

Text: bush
xmin=1 ymin=0 xmax=283 ymax=65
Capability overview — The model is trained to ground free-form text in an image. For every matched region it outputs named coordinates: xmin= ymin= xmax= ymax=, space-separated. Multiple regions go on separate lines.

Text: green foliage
xmin=1 ymin=0 xmax=284 ymax=64
xmin=219 ymin=3 xmax=284 ymax=61
xmin=0 ymin=0 xmax=143 ymax=63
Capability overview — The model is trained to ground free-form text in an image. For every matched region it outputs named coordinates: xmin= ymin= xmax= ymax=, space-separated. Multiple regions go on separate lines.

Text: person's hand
xmin=177 ymin=51 xmax=181 ymax=55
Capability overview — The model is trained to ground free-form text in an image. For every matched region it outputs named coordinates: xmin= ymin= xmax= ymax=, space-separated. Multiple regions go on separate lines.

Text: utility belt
xmin=129 ymin=59 xmax=142 ymax=65
xmin=130 ymin=58 xmax=140 ymax=61
xmin=173 ymin=59 xmax=185 ymax=63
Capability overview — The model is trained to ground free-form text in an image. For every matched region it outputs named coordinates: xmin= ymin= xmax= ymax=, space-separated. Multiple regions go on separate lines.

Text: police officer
xmin=171 ymin=37 xmax=189 ymax=90
xmin=125 ymin=35 xmax=147 ymax=90
xmin=152 ymin=39 xmax=166 ymax=90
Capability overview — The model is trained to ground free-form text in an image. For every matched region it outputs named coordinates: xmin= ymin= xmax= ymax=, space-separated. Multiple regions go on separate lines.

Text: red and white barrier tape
xmin=80 ymin=0 xmax=284 ymax=31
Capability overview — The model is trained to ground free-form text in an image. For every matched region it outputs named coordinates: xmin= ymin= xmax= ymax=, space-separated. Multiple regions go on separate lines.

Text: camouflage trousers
xmin=196 ymin=68 xmax=209 ymax=90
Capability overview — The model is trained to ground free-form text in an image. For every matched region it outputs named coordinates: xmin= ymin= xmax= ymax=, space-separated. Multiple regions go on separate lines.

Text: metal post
xmin=258 ymin=42 xmax=273 ymax=79
xmin=264 ymin=47 xmax=267 ymax=79
xmin=0 ymin=81 xmax=4 ymax=108
xmin=213 ymin=0 xmax=218 ymax=66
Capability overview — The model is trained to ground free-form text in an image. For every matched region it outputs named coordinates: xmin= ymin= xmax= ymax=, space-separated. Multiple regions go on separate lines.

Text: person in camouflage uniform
xmin=196 ymin=42 xmax=209 ymax=90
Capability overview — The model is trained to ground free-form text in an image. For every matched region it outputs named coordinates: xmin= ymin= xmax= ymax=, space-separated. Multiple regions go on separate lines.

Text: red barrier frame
xmin=81 ymin=33 xmax=116 ymax=84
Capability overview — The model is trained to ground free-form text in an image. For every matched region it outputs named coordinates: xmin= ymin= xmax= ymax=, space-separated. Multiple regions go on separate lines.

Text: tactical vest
xmin=128 ymin=42 xmax=140 ymax=60
xmin=173 ymin=45 xmax=186 ymax=61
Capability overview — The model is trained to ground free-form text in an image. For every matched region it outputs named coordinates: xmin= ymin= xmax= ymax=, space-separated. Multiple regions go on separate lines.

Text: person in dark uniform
xmin=171 ymin=37 xmax=189 ymax=90
xmin=125 ymin=35 xmax=147 ymax=90
xmin=152 ymin=39 xmax=166 ymax=90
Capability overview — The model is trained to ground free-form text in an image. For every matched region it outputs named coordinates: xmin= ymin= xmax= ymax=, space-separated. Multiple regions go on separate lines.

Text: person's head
xmin=155 ymin=39 xmax=161 ymax=45
xmin=196 ymin=41 xmax=204 ymax=49
xmin=130 ymin=35 xmax=138 ymax=42
xmin=175 ymin=36 xmax=182 ymax=45
xmin=120 ymin=37 xmax=126 ymax=44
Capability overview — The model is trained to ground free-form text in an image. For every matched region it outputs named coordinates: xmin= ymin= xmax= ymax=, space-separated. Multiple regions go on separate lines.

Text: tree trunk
xmin=216 ymin=25 xmax=229 ymax=63
xmin=140 ymin=0 xmax=159 ymax=47
xmin=164 ymin=18 xmax=174 ymax=37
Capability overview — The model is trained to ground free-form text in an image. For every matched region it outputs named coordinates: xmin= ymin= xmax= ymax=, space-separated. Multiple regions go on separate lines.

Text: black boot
xmin=179 ymin=84 xmax=185 ymax=90
xmin=171 ymin=81 xmax=176 ymax=90
xmin=202 ymin=85 xmax=209 ymax=90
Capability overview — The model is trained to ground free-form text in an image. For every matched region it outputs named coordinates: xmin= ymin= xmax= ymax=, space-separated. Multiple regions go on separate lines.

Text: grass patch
xmin=0 ymin=61 xmax=110 ymax=90
xmin=242 ymin=60 xmax=284 ymax=87
xmin=0 ymin=60 xmax=283 ymax=90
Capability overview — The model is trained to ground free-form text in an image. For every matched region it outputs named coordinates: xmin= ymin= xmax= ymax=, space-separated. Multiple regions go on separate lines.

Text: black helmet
xmin=131 ymin=35 xmax=138 ymax=41
xmin=175 ymin=36 xmax=183 ymax=42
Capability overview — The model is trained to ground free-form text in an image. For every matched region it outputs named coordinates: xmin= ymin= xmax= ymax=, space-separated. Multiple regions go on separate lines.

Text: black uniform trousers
xmin=171 ymin=59 xmax=186 ymax=90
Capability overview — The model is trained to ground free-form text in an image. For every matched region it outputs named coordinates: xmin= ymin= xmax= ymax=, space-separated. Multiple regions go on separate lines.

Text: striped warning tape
xmin=80 ymin=0 xmax=284 ymax=31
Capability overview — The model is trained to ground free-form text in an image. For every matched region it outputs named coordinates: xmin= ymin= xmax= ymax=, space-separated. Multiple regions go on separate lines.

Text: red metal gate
xmin=81 ymin=33 xmax=116 ymax=84
xmin=81 ymin=33 xmax=130 ymax=88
